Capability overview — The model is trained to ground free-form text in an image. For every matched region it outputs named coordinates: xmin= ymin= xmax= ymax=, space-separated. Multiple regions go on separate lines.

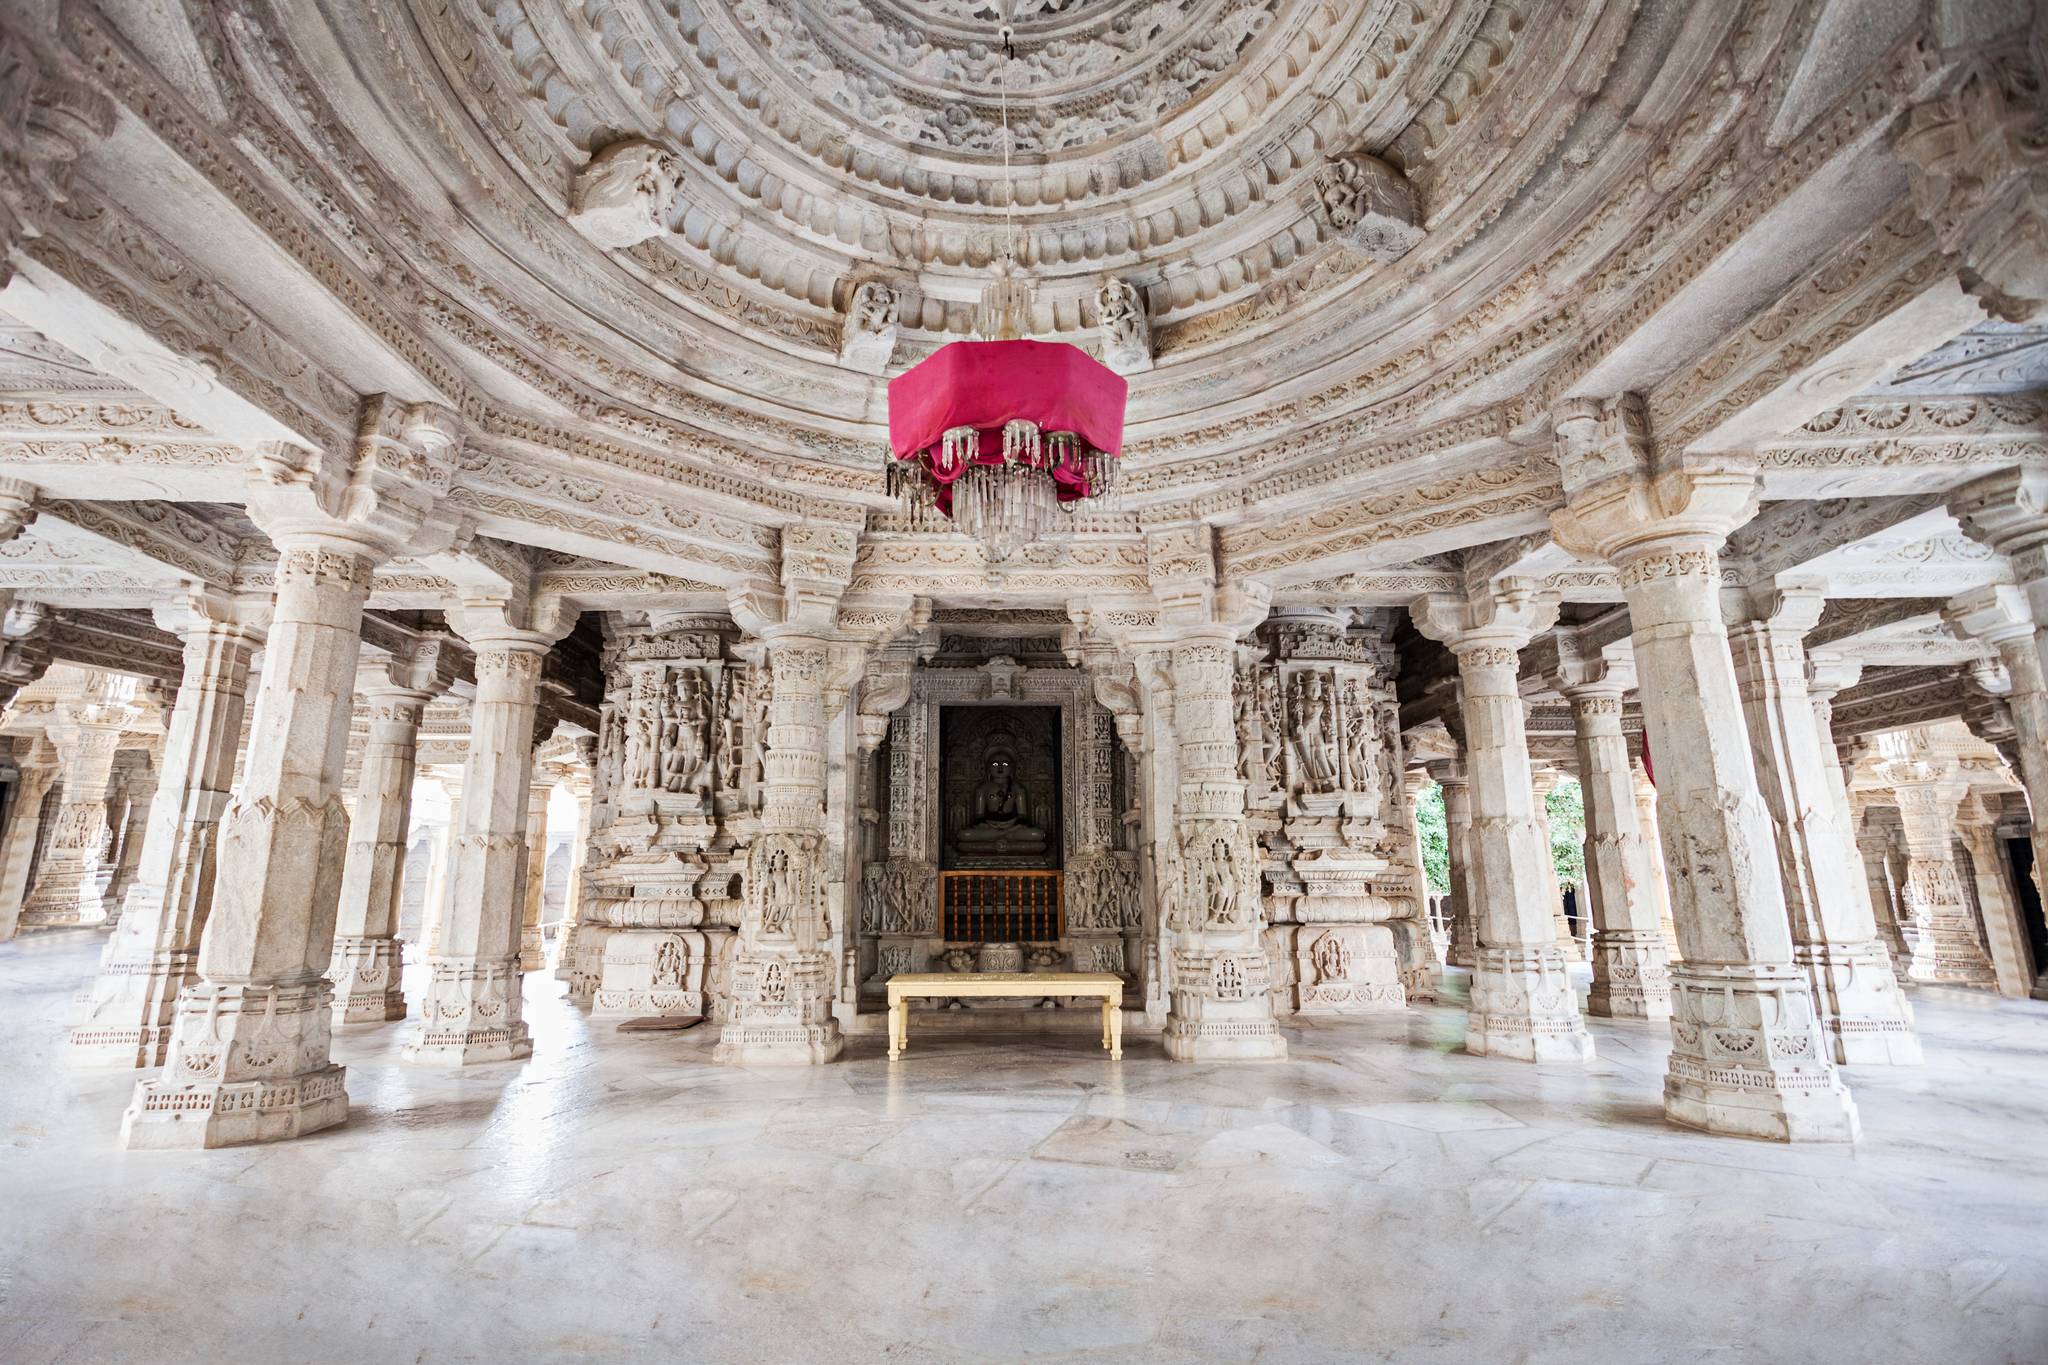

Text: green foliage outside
xmin=1546 ymin=777 xmax=1586 ymax=887
xmin=1415 ymin=781 xmax=1449 ymax=893
xmin=1412 ymin=776 xmax=1586 ymax=895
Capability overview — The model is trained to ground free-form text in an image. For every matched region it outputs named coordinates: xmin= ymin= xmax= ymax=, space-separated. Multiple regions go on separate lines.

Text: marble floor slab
xmin=2 ymin=930 xmax=2045 ymax=1364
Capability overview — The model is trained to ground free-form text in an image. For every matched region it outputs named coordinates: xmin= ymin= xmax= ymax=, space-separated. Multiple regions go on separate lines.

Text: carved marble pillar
xmin=1727 ymin=592 xmax=1920 ymax=1065
xmin=1946 ymin=580 xmax=2048 ymax=913
xmin=1411 ymin=582 xmax=1593 ymax=1062
xmin=329 ymin=667 xmax=435 ymax=1024
xmin=404 ymin=603 xmax=571 ymax=1065
xmin=1428 ymin=757 xmax=1477 ymax=969
xmin=1883 ymin=751 xmax=1999 ymax=989
xmin=555 ymin=738 xmax=600 ymax=996
xmin=519 ymin=772 xmax=552 ymax=972
xmin=20 ymin=684 xmax=132 ymax=930
xmin=1554 ymin=666 xmax=1672 ymax=1022
xmin=1553 ymin=405 xmax=1856 ymax=1139
xmin=101 ymin=750 xmax=160 ymax=928
xmin=1956 ymin=793 xmax=2037 ymax=999
xmin=71 ymin=599 xmax=264 ymax=1067
xmin=1256 ymin=609 xmax=1409 ymax=1014
xmin=1528 ymin=765 xmax=1582 ymax=964
xmin=561 ymin=767 xmax=593 ymax=943
xmin=1396 ymin=767 xmax=1440 ymax=1000
xmin=1631 ymin=755 xmax=1681 ymax=962
xmin=425 ymin=781 xmax=462 ymax=959
xmin=588 ymin=619 xmax=738 ymax=1024
xmin=1854 ymin=804 xmax=1913 ymax=965
xmin=1161 ymin=627 xmax=1286 ymax=1060
xmin=122 ymin=538 xmax=375 ymax=1147
xmin=716 ymin=633 xmax=844 ymax=1065
xmin=0 ymin=738 xmax=57 ymax=941
xmin=120 ymin=397 xmax=465 ymax=1145
xmin=863 ymin=698 xmax=937 ymax=986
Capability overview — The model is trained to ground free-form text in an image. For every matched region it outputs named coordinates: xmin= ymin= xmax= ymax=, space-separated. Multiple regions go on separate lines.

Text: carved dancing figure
xmin=623 ymin=690 xmax=659 ymax=790
xmin=1290 ymin=672 xmax=1338 ymax=793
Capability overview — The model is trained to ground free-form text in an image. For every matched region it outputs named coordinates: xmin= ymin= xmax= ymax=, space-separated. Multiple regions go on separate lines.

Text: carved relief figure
xmin=716 ymin=670 xmax=745 ymax=793
xmin=567 ymin=138 xmax=682 ymax=250
xmin=624 ymin=686 xmax=659 ymax=791
xmin=758 ymin=839 xmax=799 ymax=936
xmin=839 ymin=280 xmax=901 ymax=373
xmin=1095 ymin=275 xmax=1152 ymax=373
xmin=1339 ymin=679 xmax=1383 ymax=813
xmin=1313 ymin=151 xmax=1423 ymax=261
xmin=1289 ymin=671 xmax=1338 ymax=793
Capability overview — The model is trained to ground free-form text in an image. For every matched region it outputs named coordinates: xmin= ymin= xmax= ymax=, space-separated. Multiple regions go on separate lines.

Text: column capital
xmin=1944 ymin=583 xmax=2046 ymax=693
xmin=1546 ymin=638 xmax=1635 ymax=702
xmin=1721 ymin=581 xmax=1828 ymax=637
xmin=0 ymin=475 xmax=37 ymax=544
xmin=1894 ymin=17 xmax=2048 ymax=319
xmin=1550 ymin=396 xmax=1761 ymax=564
xmin=444 ymin=597 xmax=577 ymax=653
xmin=1804 ymin=651 xmax=1865 ymax=705
xmin=1950 ymin=468 xmax=2048 ymax=584
xmin=150 ymin=587 xmax=272 ymax=645
xmin=243 ymin=395 xmax=466 ymax=564
xmin=1411 ymin=577 xmax=1558 ymax=658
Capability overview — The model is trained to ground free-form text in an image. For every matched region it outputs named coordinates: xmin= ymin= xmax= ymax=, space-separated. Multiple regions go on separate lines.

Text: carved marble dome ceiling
xmin=13 ymin=0 xmax=2032 ymax=587
xmin=87 ymin=0 xmax=1680 ymax=481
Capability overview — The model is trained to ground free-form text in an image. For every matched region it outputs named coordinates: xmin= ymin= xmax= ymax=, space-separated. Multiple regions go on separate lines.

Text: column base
xmin=1466 ymin=945 xmax=1596 ymax=1062
xmin=1284 ymin=924 xmax=1407 ymax=1014
xmin=402 ymin=956 xmax=532 ymax=1065
xmin=1162 ymin=1017 xmax=1288 ymax=1060
xmin=1165 ymin=944 xmax=1288 ymax=1059
xmin=1587 ymin=929 xmax=1674 ymax=1022
xmin=520 ymin=925 xmax=544 ymax=973
xmin=712 ymin=1020 xmax=843 ymax=1065
xmin=329 ymin=936 xmax=407 ymax=1024
xmin=562 ymin=925 xmax=612 ymax=1006
xmin=1902 ymin=926 xmax=2000 ymax=989
xmin=1795 ymin=941 xmax=1922 ymax=1066
xmin=69 ymin=945 xmax=196 ymax=1068
xmin=592 ymin=928 xmax=722 ymax=1021
xmin=119 ymin=978 xmax=350 ymax=1149
xmin=1664 ymin=963 xmax=1860 ymax=1142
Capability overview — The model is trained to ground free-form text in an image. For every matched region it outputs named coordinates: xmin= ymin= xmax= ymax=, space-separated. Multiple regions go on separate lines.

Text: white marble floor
xmin=2 ymin=932 xmax=2045 ymax=1364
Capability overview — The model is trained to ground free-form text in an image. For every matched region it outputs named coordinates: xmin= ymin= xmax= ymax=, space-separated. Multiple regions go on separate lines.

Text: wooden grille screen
xmin=940 ymin=870 xmax=1064 ymax=942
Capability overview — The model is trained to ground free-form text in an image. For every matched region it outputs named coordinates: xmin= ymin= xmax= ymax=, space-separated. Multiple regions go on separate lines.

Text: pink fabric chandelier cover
xmin=887 ymin=339 xmax=1128 ymax=513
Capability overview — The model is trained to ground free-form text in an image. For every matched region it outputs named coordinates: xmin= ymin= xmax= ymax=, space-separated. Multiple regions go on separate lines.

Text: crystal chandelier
xmin=881 ymin=3 xmax=1128 ymax=562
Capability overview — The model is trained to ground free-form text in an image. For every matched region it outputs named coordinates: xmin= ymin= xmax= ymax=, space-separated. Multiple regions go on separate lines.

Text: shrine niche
xmin=941 ymin=706 xmax=1062 ymax=871
xmin=855 ymin=638 xmax=1143 ymax=1013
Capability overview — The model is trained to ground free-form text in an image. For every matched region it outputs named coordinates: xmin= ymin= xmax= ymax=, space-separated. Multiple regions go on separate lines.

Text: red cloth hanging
xmin=887 ymin=339 xmax=1128 ymax=467
xmin=1641 ymin=730 xmax=1655 ymax=787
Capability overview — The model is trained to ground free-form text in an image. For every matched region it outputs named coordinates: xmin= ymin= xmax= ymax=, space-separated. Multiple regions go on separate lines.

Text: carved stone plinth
xmin=1163 ymin=945 xmax=1287 ymax=1060
xmin=68 ymin=938 xmax=192 ymax=1068
xmin=1797 ymin=941 xmax=1923 ymax=1066
xmin=120 ymin=979 xmax=348 ymax=1149
xmin=1466 ymin=945 xmax=1595 ymax=1062
xmin=714 ymin=949 xmax=843 ymax=1065
xmin=329 ymin=935 xmax=406 ymax=1023
xmin=1273 ymin=923 xmax=1404 ymax=1013
xmin=592 ymin=928 xmax=728 ymax=1020
xmin=1586 ymin=930 xmax=1673 ymax=1022
xmin=402 ymin=956 xmax=531 ymax=1065
xmin=1664 ymin=964 xmax=1859 ymax=1143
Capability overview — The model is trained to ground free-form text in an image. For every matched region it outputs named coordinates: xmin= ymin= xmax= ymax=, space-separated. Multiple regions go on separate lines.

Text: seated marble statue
xmin=957 ymin=752 xmax=1048 ymax=856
